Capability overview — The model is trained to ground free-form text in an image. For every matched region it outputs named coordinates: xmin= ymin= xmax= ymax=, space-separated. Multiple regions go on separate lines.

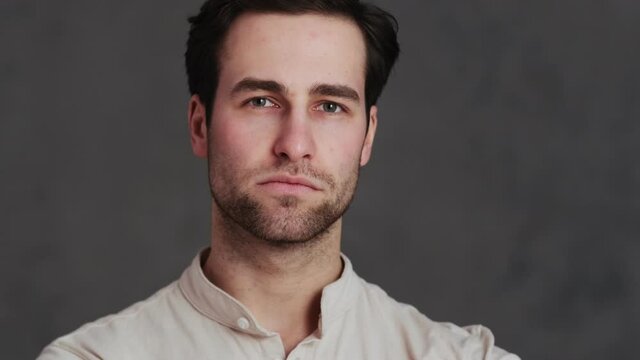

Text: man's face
xmin=192 ymin=13 xmax=376 ymax=244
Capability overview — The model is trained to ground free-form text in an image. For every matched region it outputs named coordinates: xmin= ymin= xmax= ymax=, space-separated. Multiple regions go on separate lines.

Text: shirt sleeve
xmin=461 ymin=324 xmax=521 ymax=360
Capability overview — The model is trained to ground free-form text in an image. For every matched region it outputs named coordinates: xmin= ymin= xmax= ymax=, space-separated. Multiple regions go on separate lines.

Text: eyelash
xmin=245 ymin=97 xmax=348 ymax=114
xmin=247 ymin=97 xmax=278 ymax=108
xmin=313 ymin=102 xmax=346 ymax=114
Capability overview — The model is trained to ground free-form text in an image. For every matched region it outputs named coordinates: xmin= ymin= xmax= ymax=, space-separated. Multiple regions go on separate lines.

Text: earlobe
xmin=188 ymin=95 xmax=209 ymax=158
xmin=360 ymin=105 xmax=378 ymax=166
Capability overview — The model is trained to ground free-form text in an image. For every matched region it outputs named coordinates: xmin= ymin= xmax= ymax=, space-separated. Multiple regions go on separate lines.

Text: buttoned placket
xmin=286 ymin=334 xmax=320 ymax=360
xmin=229 ymin=313 xmax=285 ymax=359
xmin=261 ymin=333 xmax=286 ymax=360
xmin=254 ymin=319 xmax=322 ymax=360
xmin=179 ymin=249 xmax=358 ymax=359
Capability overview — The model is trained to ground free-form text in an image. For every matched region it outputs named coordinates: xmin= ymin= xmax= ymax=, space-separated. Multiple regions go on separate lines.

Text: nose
xmin=272 ymin=109 xmax=315 ymax=162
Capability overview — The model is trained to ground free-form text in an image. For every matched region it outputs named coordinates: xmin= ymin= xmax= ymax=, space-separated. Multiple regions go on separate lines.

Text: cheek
xmin=210 ymin=107 xmax=244 ymax=152
xmin=210 ymin=124 xmax=246 ymax=160
xmin=208 ymin=110 xmax=274 ymax=175
xmin=208 ymin=113 xmax=247 ymax=174
xmin=318 ymin=125 xmax=365 ymax=171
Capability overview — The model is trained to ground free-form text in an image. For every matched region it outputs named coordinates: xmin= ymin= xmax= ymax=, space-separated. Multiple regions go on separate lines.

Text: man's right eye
xmin=248 ymin=97 xmax=277 ymax=108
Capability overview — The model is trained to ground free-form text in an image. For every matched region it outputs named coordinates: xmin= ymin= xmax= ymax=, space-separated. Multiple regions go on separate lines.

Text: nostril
xmin=277 ymin=151 xmax=290 ymax=160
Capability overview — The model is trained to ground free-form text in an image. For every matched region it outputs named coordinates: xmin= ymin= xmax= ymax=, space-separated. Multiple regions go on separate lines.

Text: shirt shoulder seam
xmin=48 ymin=342 xmax=89 ymax=360
xmin=70 ymin=281 xmax=178 ymax=334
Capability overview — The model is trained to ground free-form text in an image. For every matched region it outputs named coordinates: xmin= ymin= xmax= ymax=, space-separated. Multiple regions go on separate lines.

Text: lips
xmin=257 ymin=175 xmax=321 ymax=191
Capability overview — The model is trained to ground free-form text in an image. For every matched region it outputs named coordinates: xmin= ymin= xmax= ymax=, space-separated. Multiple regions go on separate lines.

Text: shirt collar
xmin=178 ymin=248 xmax=359 ymax=337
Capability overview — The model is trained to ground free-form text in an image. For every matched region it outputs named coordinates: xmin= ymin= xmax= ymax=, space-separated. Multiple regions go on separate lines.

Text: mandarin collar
xmin=178 ymin=248 xmax=359 ymax=337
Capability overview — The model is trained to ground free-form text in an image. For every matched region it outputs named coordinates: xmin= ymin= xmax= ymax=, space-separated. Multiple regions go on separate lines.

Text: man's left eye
xmin=317 ymin=102 xmax=344 ymax=113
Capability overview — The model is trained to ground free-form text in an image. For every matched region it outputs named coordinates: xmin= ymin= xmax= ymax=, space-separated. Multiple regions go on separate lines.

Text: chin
xmin=253 ymin=209 xmax=333 ymax=244
xmin=212 ymin=181 xmax=351 ymax=246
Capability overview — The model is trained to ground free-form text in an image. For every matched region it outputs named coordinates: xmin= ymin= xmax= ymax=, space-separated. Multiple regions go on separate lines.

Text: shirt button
xmin=236 ymin=317 xmax=250 ymax=330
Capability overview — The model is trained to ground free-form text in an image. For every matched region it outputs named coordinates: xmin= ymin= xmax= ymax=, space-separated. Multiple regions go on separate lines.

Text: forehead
xmin=218 ymin=12 xmax=367 ymax=95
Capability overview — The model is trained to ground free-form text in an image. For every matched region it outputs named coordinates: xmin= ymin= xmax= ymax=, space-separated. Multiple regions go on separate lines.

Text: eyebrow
xmin=231 ymin=78 xmax=287 ymax=95
xmin=310 ymin=83 xmax=360 ymax=102
xmin=230 ymin=77 xmax=360 ymax=102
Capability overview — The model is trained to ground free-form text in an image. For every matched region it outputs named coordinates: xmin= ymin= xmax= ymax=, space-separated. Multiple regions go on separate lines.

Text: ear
xmin=188 ymin=94 xmax=208 ymax=158
xmin=360 ymin=105 xmax=378 ymax=166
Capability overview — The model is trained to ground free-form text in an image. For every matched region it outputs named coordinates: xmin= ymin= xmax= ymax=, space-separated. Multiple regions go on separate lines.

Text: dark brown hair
xmin=185 ymin=0 xmax=400 ymax=125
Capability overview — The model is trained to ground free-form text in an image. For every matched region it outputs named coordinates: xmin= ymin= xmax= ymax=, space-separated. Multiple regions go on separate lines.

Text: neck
xmin=203 ymin=202 xmax=343 ymax=354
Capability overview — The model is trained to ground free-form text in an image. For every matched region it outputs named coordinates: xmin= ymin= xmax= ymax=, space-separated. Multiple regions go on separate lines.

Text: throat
xmin=203 ymin=245 xmax=343 ymax=354
xmin=205 ymin=202 xmax=344 ymax=354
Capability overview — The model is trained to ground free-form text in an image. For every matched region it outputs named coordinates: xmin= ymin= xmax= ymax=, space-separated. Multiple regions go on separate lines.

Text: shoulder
xmin=37 ymin=281 xmax=186 ymax=360
xmin=356 ymin=278 xmax=520 ymax=360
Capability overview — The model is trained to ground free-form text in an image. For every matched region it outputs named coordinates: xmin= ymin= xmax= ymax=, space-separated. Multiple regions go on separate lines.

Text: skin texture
xmin=187 ymin=13 xmax=377 ymax=354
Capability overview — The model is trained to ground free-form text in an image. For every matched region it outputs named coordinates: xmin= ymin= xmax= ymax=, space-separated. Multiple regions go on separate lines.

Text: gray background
xmin=2 ymin=0 xmax=639 ymax=359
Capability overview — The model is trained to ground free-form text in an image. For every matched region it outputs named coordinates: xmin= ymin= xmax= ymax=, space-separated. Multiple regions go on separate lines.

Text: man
xmin=39 ymin=0 xmax=519 ymax=359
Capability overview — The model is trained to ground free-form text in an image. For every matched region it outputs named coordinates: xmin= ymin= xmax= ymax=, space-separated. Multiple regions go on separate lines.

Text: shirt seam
xmin=70 ymin=283 xmax=176 ymax=334
xmin=48 ymin=342 xmax=89 ymax=360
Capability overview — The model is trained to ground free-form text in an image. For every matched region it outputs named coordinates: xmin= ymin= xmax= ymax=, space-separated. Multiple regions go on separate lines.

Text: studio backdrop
xmin=2 ymin=0 xmax=638 ymax=359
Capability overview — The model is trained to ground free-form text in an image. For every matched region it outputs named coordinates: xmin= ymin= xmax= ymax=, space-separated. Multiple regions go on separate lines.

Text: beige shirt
xmin=38 ymin=251 xmax=520 ymax=360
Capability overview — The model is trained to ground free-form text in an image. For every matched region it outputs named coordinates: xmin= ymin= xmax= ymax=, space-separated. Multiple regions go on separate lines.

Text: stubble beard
xmin=209 ymin=161 xmax=360 ymax=248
